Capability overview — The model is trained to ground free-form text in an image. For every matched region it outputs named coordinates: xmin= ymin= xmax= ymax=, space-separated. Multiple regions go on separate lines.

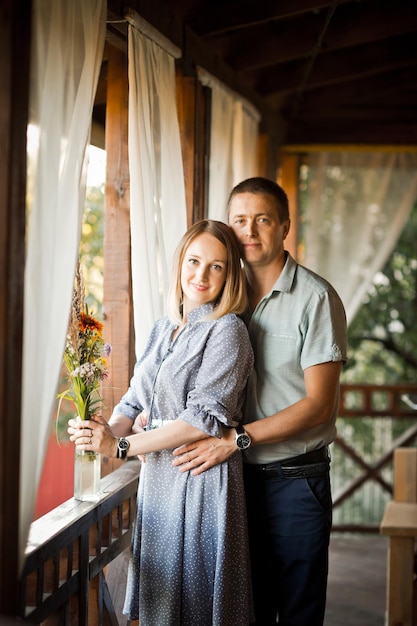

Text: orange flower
xmin=79 ymin=312 xmax=103 ymax=335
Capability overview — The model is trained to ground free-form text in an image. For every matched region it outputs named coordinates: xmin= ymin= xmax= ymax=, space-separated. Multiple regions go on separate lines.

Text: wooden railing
xmin=333 ymin=384 xmax=417 ymax=533
xmin=339 ymin=384 xmax=417 ymax=418
xmin=19 ymin=459 xmax=140 ymax=624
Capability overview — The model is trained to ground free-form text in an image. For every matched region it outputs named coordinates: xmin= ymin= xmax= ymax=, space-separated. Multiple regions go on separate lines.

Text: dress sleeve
xmin=111 ymin=320 xmax=164 ymax=419
xmin=179 ymin=315 xmax=254 ymax=438
xmin=111 ymin=375 xmax=144 ymax=420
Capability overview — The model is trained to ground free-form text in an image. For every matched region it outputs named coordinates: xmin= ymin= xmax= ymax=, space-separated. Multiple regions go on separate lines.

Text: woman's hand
xmin=68 ymin=414 xmax=119 ymax=458
xmin=132 ymin=411 xmax=149 ymax=434
xmin=132 ymin=412 xmax=149 ymax=463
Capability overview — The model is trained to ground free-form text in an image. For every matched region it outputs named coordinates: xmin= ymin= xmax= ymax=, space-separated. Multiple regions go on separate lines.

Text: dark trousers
xmin=244 ymin=463 xmax=332 ymax=626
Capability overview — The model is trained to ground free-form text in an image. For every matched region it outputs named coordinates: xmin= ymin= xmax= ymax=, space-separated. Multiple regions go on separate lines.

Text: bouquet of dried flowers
xmin=58 ymin=263 xmax=111 ymax=421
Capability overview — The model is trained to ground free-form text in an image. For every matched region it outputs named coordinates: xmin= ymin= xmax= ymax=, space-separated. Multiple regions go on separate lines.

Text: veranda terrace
xmin=2 ymin=1 xmax=417 ymax=624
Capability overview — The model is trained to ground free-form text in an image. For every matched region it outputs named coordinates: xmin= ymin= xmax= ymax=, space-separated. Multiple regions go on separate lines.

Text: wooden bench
xmin=380 ymin=447 xmax=417 ymax=626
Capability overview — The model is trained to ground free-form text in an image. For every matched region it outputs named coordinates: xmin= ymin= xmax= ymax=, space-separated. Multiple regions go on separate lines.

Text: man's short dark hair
xmin=227 ymin=177 xmax=290 ymax=223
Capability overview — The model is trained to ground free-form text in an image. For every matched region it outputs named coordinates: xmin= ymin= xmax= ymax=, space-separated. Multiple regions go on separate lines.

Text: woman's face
xmin=181 ymin=232 xmax=228 ymax=317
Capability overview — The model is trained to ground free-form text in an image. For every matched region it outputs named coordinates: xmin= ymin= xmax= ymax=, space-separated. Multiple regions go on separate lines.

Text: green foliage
xmin=80 ymin=183 xmax=105 ymax=316
xmin=343 ymin=202 xmax=417 ymax=384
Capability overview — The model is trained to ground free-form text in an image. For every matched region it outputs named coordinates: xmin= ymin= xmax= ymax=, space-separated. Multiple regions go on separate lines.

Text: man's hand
xmin=172 ymin=428 xmax=237 ymax=475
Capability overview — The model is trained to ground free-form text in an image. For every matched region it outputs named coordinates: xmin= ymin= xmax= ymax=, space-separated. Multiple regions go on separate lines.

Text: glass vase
xmin=74 ymin=448 xmax=101 ymax=502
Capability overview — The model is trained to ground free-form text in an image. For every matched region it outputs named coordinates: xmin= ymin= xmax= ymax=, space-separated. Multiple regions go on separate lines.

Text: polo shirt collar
xmin=271 ymin=251 xmax=296 ymax=293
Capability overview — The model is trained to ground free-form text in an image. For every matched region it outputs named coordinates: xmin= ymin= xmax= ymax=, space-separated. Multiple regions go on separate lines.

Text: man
xmin=173 ymin=177 xmax=347 ymax=626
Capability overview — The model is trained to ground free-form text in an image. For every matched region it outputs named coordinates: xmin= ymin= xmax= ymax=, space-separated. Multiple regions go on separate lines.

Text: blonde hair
xmin=167 ymin=220 xmax=248 ymax=325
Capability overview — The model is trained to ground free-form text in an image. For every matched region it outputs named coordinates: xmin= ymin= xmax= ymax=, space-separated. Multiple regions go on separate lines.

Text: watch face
xmin=118 ymin=438 xmax=130 ymax=458
xmin=237 ymin=434 xmax=251 ymax=450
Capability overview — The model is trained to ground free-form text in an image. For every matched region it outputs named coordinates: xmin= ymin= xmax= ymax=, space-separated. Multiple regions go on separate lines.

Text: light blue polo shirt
xmin=243 ymin=252 xmax=347 ymax=465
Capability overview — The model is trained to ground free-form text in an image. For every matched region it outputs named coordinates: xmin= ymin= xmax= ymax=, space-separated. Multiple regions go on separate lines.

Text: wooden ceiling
xmin=106 ymin=0 xmax=417 ymax=146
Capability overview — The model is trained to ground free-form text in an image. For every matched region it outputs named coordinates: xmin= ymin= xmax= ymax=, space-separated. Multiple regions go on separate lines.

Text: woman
xmin=68 ymin=220 xmax=254 ymax=625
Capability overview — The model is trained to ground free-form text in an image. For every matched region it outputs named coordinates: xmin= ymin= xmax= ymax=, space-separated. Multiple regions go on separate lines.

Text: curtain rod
xmin=197 ymin=67 xmax=261 ymax=122
xmin=123 ymin=8 xmax=181 ymax=58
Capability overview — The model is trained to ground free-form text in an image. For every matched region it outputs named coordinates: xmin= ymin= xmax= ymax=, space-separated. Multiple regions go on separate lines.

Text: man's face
xmin=228 ymin=192 xmax=290 ymax=268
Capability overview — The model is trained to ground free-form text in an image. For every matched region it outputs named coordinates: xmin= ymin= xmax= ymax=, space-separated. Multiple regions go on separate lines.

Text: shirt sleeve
xmin=179 ymin=315 xmax=254 ymax=438
xmin=300 ymin=286 xmax=347 ymax=370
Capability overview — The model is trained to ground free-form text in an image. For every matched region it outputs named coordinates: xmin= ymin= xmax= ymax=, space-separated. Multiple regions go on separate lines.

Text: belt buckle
xmin=265 ymin=463 xmax=283 ymax=479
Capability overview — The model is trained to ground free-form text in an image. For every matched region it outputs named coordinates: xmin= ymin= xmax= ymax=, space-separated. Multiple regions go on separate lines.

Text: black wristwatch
xmin=235 ymin=425 xmax=251 ymax=450
xmin=117 ymin=437 xmax=130 ymax=459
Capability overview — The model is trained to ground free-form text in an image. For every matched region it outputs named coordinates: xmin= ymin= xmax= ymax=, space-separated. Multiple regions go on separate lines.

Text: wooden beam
xmin=107 ymin=0 xmax=182 ymax=51
xmin=281 ymin=144 xmax=417 ymax=153
xmin=228 ymin=0 xmax=417 ymax=72
xmin=284 ymin=119 xmax=417 ymax=146
xmin=0 ymin=0 xmax=31 ymax=616
xmin=258 ymin=34 xmax=417 ymax=97
xmin=188 ymin=0 xmax=351 ymax=37
xmin=287 ymin=67 xmax=417 ymax=115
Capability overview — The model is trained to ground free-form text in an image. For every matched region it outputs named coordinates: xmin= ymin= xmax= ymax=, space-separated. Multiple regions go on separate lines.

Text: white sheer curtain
xmin=301 ymin=151 xmax=417 ymax=325
xmin=198 ymin=69 xmax=260 ymax=222
xmin=127 ymin=11 xmax=187 ymax=356
xmin=20 ymin=0 xmax=106 ymax=570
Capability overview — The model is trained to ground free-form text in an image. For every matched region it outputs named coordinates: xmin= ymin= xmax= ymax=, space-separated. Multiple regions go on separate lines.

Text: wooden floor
xmin=108 ymin=533 xmax=388 ymax=625
xmin=325 ymin=534 xmax=387 ymax=625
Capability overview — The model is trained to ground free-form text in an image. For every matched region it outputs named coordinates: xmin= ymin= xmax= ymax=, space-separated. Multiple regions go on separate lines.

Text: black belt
xmin=244 ymin=447 xmax=330 ymax=480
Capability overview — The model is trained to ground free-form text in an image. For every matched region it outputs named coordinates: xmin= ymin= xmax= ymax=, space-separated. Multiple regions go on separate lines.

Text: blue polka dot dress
xmin=113 ymin=304 xmax=254 ymax=625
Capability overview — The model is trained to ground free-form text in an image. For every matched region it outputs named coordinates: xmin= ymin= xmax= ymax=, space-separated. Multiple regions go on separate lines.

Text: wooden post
xmin=176 ymin=72 xmax=210 ymax=225
xmin=380 ymin=448 xmax=417 ymax=625
xmin=176 ymin=73 xmax=196 ymax=227
xmin=278 ymin=152 xmax=299 ymax=260
xmin=102 ymin=44 xmax=133 ymax=464
xmin=0 ymin=0 xmax=31 ymax=615
xmin=394 ymin=447 xmax=417 ymax=502
xmin=257 ymin=133 xmax=280 ymax=180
